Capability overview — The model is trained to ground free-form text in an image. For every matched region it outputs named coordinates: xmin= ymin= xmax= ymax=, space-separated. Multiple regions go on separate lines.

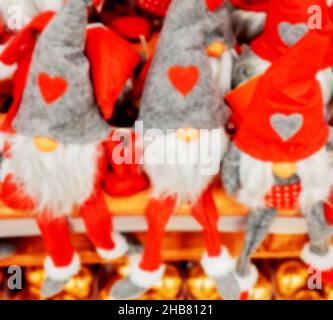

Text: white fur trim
xmin=201 ymin=247 xmax=235 ymax=278
xmin=235 ymin=265 xmax=259 ymax=292
xmin=44 ymin=253 xmax=80 ymax=281
xmin=96 ymin=233 xmax=129 ymax=260
xmin=128 ymin=255 xmax=166 ymax=289
xmin=6 ymin=135 xmax=100 ymax=216
xmin=237 ymin=151 xmax=274 ymax=209
xmin=143 ymin=129 xmax=228 ymax=205
xmin=297 ymin=148 xmax=333 ymax=212
xmin=301 ymin=244 xmax=333 ymax=271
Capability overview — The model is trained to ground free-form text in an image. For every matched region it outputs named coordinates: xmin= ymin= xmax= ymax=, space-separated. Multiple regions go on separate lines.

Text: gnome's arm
xmin=86 ymin=26 xmax=141 ymax=120
xmin=221 ymin=142 xmax=241 ymax=196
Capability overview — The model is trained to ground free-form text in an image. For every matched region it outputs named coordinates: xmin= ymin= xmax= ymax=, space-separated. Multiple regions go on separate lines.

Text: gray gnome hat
xmin=138 ymin=0 xmax=234 ymax=133
xmin=13 ymin=0 xmax=110 ymax=144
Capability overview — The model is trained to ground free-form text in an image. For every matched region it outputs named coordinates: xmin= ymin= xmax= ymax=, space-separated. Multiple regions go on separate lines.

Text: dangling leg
xmin=110 ymin=196 xmax=176 ymax=300
xmin=301 ymin=203 xmax=333 ymax=284
xmin=36 ymin=212 xmax=80 ymax=298
xmin=235 ymin=208 xmax=278 ymax=300
xmin=80 ymin=189 xmax=128 ymax=261
xmin=191 ymin=186 xmax=236 ymax=298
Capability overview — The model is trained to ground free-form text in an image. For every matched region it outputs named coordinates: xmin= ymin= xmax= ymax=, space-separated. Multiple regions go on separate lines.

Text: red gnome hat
xmin=234 ymin=21 xmax=332 ymax=163
xmin=251 ymin=0 xmax=331 ymax=62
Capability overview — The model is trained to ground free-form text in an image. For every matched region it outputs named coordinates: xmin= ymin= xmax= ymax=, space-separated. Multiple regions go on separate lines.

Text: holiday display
xmin=0 ymin=0 xmax=141 ymax=298
xmin=0 ymin=0 xmax=332 ymax=302
xmin=220 ymin=17 xmax=333 ymax=299
xmin=110 ymin=0 xmax=235 ymax=300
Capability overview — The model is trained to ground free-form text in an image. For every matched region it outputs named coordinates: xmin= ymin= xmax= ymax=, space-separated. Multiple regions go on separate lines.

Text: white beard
xmin=143 ymin=129 xmax=228 ymax=205
xmin=237 ymin=147 xmax=333 ymax=211
xmin=2 ymin=135 xmax=100 ymax=216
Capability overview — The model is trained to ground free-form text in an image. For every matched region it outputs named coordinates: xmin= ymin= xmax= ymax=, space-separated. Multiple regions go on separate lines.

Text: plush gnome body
xmin=0 ymin=0 xmax=140 ymax=298
xmin=227 ymin=0 xmax=333 ymax=124
xmin=221 ymin=23 xmax=333 ymax=300
xmin=110 ymin=0 xmax=234 ymax=300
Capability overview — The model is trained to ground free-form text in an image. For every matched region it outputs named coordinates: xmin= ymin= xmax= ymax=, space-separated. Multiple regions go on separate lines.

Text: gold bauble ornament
xmin=275 ymin=260 xmax=309 ymax=299
xmin=324 ymin=283 xmax=333 ymax=300
xmin=149 ymin=265 xmax=182 ymax=300
xmin=292 ymin=289 xmax=322 ymax=300
xmin=64 ymin=267 xmax=93 ymax=299
xmin=249 ymin=272 xmax=272 ymax=300
xmin=186 ymin=264 xmax=220 ymax=300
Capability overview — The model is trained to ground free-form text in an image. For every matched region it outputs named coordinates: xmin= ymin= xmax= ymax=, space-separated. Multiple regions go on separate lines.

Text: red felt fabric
xmin=37 ymin=72 xmax=68 ymax=105
xmin=234 ymin=26 xmax=331 ymax=162
xmin=251 ymin=0 xmax=331 ymax=63
xmin=168 ymin=65 xmax=200 ymax=97
xmin=205 ymin=0 xmax=224 ymax=12
xmin=103 ymin=130 xmax=149 ymax=196
xmin=140 ymin=186 xmax=222 ymax=272
xmin=110 ymin=16 xmax=151 ymax=41
xmin=0 ymin=12 xmax=55 ymax=133
xmin=36 ymin=213 xmax=75 ymax=268
xmin=135 ymin=0 xmax=171 ymax=17
xmin=191 ymin=186 xmax=222 ymax=257
xmin=85 ymin=26 xmax=140 ymax=120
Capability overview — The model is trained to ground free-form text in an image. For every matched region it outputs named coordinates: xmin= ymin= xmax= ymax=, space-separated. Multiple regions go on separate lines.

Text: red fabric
xmin=110 ymin=16 xmax=151 ymax=41
xmin=251 ymin=0 xmax=331 ymax=63
xmin=1 ymin=174 xmax=36 ymax=211
xmin=135 ymin=0 xmax=171 ymax=17
xmin=140 ymin=196 xmax=177 ymax=271
xmin=230 ymin=0 xmax=269 ymax=12
xmin=37 ymin=72 xmax=68 ymax=104
xmin=234 ymin=27 xmax=332 ymax=162
xmin=168 ymin=65 xmax=200 ymax=97
xmin=322 ymin=268 xmax=333 ymax=284
xmin=103 ymin=130 xmax=149 ymax=197
xmin=205 ymin=0 xmax=224 ymax=12
xmin=36 ymin=213 xmax=75 ymax=268
xmin=0 ymin=12 xmax=55 ymax=132
xmin=265 ymin=183 xmax=301 ymax=210
xmin=191 ymin=186 xmax=222 ymax=257
xmin=85 ymin=26 xmax=140 ymax=120
xmin=140 ymin=186 xmax=222 ymax=272
xmin=80 ymin=189 xmax=115 ymax=251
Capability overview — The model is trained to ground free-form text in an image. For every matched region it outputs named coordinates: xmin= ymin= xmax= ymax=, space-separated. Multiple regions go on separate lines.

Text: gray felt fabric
xmin=109 ymin=278 xmax=148 ymax=300
xmin=41 ymin=278 xmax=68 ymax=298
xmin=215 ymin=273 xmax=241 ymax=300
xmin=304 ymin=202 xmax=331 ymax=256
xmin=138 ymin=0 xmax=233 ymax=132
xmin=221 ymin=143 xmax=241 ymax=196
xmin=13 ymin=0 xmax=111 ymax=144
xmin=236 ymin=208 xmax=277 ymax=276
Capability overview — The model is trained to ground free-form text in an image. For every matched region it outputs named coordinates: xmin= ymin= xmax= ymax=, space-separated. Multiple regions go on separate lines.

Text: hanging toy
xmin=220 ymin=18 xmax=333 ymax=299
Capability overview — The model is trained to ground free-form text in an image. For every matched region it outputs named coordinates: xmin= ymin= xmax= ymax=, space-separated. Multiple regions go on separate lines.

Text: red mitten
xmin=103 ymin=129 xmax=149 ymax=197
xmin=135 ymin=0 xmax=171 ymax=17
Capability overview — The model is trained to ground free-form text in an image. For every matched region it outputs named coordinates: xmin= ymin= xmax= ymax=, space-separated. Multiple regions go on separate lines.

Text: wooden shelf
xmin=0 ymin=185 xmax=310 ymax=238
xmin=0 ymin=232 xmax=324 ymax=268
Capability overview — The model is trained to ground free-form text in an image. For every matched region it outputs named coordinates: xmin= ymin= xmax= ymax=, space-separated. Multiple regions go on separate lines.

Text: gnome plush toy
xmin=110 ymin=0 xmax=234 ymax=300
xmin=0 ymin=0 xmax=140 ymax=298
xmin=221 ymin=22 xmax=333 ymax=300
xmin=226 ymin=0 xmax=333 ymax=126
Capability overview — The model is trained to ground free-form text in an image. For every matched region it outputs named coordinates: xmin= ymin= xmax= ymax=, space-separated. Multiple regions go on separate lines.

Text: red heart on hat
xmin=205 ymin=0 xmax=224 ymax=12
xmin=38 ymin=72 xmax=68 ymax=105
xmin=168 ymin=65 xmax=199 ymax=96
